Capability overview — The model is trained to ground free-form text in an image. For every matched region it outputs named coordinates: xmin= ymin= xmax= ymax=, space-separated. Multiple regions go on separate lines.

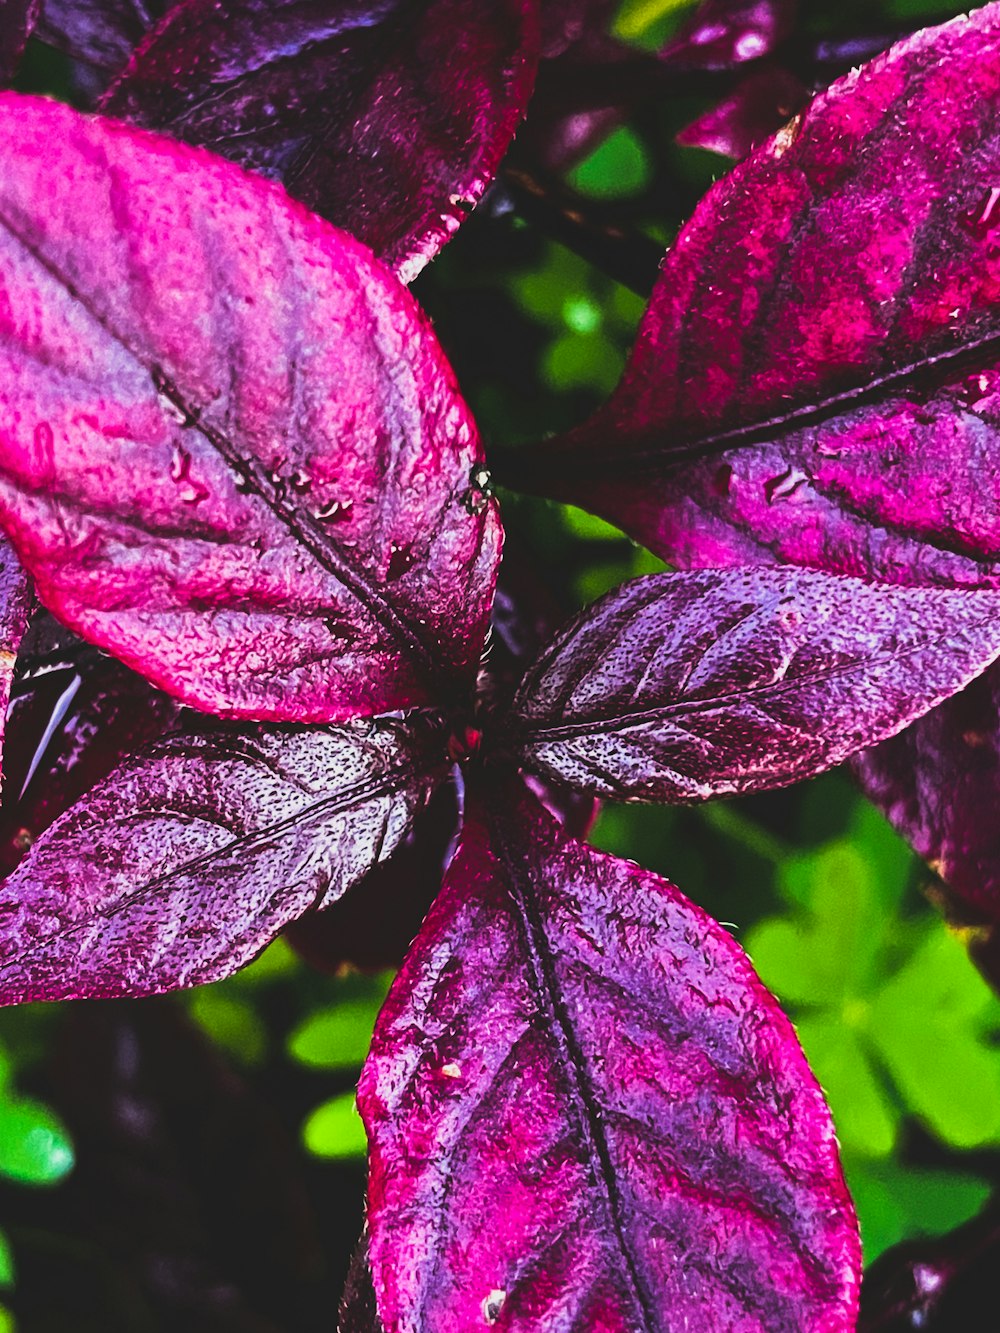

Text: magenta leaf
xmin=0 ymin=715 xmax=440 ymax=1003
xmin=852 ymin=664 xmax=1000 ymax=921
xmin=660 ymin=0 xmax=796 ymax=69
xmin=359 ymin=779 xmax=860 ymax=1332
xmin=511 ymin=567 xmax=1000 ymax=803
xmin=0 ymin=535 xmax=33 ymax=794
xmin=520 ymin=7 xmax=1000 ymax=586
xmin=101 ymin=0 xmax=541 ymax=281
xmin=0 ymin=93 xmax=500 ymax=722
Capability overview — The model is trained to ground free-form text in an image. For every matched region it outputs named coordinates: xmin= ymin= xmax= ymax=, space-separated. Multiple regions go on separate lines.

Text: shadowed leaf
xmin=102 ymin=0 xmax=541 ymax=281
xmin=512 ymin=567 xmax=1000 ymax=802
xmin=0 ymin=716 xmax=440 ymax=1003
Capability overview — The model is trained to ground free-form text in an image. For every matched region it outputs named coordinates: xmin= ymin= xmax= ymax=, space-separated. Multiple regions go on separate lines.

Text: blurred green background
xmin=0 ymin=0 xmax=996 ymax=1325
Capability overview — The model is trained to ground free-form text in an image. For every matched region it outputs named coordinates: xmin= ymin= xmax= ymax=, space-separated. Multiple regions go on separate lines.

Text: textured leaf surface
xmin=0 ymin=716 xmax=438 ymax=1003
xmin=852 ymin=664 xmax=1000 ymax=920
xmin=0 ymin=536 xmax=32 ymax=793
xmin=0 ymin=94 xmax=500 ymax=721
xmin=37 ymin=0 xmax=167 ymax=73
xmin=360 ymin=780 xmax=860 ymax=1332
xmin=523 ymin=7 xmax=1000 ymax=587
xmin=102 ymin=0 xmax=541 ymax=282
xmin=512 ymin=568 xmax=1000 ymax=803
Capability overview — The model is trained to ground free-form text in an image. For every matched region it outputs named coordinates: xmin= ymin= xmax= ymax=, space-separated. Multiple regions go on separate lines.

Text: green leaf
xmin=303 ymin=1093 xmax=368 ymax=1160
xmin=0 ymin=1230 xmax=13 ymax=1288
xmin=288 ymin=997 xmax=385 ymax=1071
xmin=188 ymin=991 xmax=266 ymax=1066
xmin=870 ymin=929 xmax=1000 ymax=1147
xmin=795 ymin=1017 xmax=899 ymax=1158
xmin=568 ymin=128 xmax=651 ymax=199
xmin=0 ymin=1097 xmax=73 ymax=1185
xmin=844 ymin=1155 xmax=991 ymax=1264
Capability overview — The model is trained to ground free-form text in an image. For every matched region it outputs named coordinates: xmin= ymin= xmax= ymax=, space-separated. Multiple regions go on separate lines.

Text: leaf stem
xmin=500 ymin=166 xmax=663 ymax=297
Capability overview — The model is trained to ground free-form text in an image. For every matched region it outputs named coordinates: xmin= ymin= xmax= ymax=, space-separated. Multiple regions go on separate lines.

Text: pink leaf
xmin=360 ymin=779 xmax=860 ymax=1332
xmin=519 ymin=7 xmax=1000 ymax=588
xmin=0 ymin=716 xmax=440 ymax=1002
xmin=101 ymin=0 xmax=541 ymax=281
xmin=675 ymin=64 xmax=808 ymax=161
xmin=0 ymin=93 xmax=500 ymax=721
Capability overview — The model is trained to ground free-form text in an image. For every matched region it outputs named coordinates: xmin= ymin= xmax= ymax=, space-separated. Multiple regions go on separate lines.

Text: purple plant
xmin=0 ymin=1 xmax=999 ymax=1328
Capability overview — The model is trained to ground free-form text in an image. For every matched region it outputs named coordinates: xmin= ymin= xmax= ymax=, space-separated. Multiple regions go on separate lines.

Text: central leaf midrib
xmin=524 ymin=605 xmax=1000 ymax=744
xmin=578 ymin=323 xmax=1000 ymax=479
xmin=0 ymin=747 xmax=419 ymax=971
xmin=494 ymin=819 xmax=659 ymax=1333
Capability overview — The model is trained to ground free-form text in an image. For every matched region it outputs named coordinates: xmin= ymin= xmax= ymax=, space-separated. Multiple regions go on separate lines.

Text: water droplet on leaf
xmin=764 ymin=467 xmax=810 ymax=504
xmin=960 ymin=185 xmax=1000 ymax=239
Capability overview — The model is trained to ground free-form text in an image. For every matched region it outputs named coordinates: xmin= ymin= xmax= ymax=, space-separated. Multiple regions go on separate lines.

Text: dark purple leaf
xmin=0 ymin=715 xmax=440 ymax=1003
xmin=359 ymin=779 xmax=860 ymax=1332
xmin=859 ymin=1196 xmax=1000 ymax=1331
xmin=37 ymin=0 xmax=167 ymax=73
xmin=284 ymin=777 xmax=459 ymax=975
xmin=519 ymin=8 xmax=1000 ymax=589
xmin=539 ymin=0 xmax=614 ymax=60
xmin=512 ymin=567 xmax=1000 ymax=803
xmin=101 ymin=0 xmax=541 ymax=281
xmin=660 ymin=0 xmax=797 ymax=70
xmin=0 ymin=534 xmax=32 ymax=794
xmin=675 ymin=64 xmax=807 ymax=160
xmin=0 ymin=0 xmax=39 ymax=82
xmin=0 ymin=93 xmax=500 ymax=722
xmin=0 ymin=615 xmax=177 ymax=877
xmin=339 ymin=1235 xmax=384 ymax=1333
xmin=852 ymin=665 xmax=1000 ymax=921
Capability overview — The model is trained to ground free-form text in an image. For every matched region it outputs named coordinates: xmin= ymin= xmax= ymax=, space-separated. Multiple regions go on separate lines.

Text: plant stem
xmin=500 ymin=166 xmax=663 ymax=297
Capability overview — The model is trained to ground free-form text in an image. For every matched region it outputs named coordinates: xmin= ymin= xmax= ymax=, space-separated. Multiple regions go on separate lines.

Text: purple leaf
xmin=0 ymin=716 xmax=440 ymax=1003
xmin=539 ymin=0 xmax=615 ymax=60
xmin=37 ymin=0 xmax=167 ymax=74
xmin=520 ymin=7 xmax=1000 ymax=587
xmin=284 ymin=778 xmax=460 ymax=976
xmin=0 ymin=0 xmax=39 ymax=82
xmin=0 ymin=93 xmax=500 ymax=722
xmin=675 ymin=64 xmax=808 ymax=161
xmin=339 ymin=1235 xmax=385 ymax=1333
xmin=0 ymin=615 xmax=177 ymax=877
xmin=0 ymin=535 xmax=33 ymax=794
xmin=359 ymin=779 xmax=860 ymax=1332
xmin=660 ymin=0 xmax=797 ymax=70
xmin=511 ymin=567 xmax=1000 ymax=803
xmin=101 ymin=0 xmax=541 ymax=281
xmin=852 ymin=664 xmax=1000 ymax=921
